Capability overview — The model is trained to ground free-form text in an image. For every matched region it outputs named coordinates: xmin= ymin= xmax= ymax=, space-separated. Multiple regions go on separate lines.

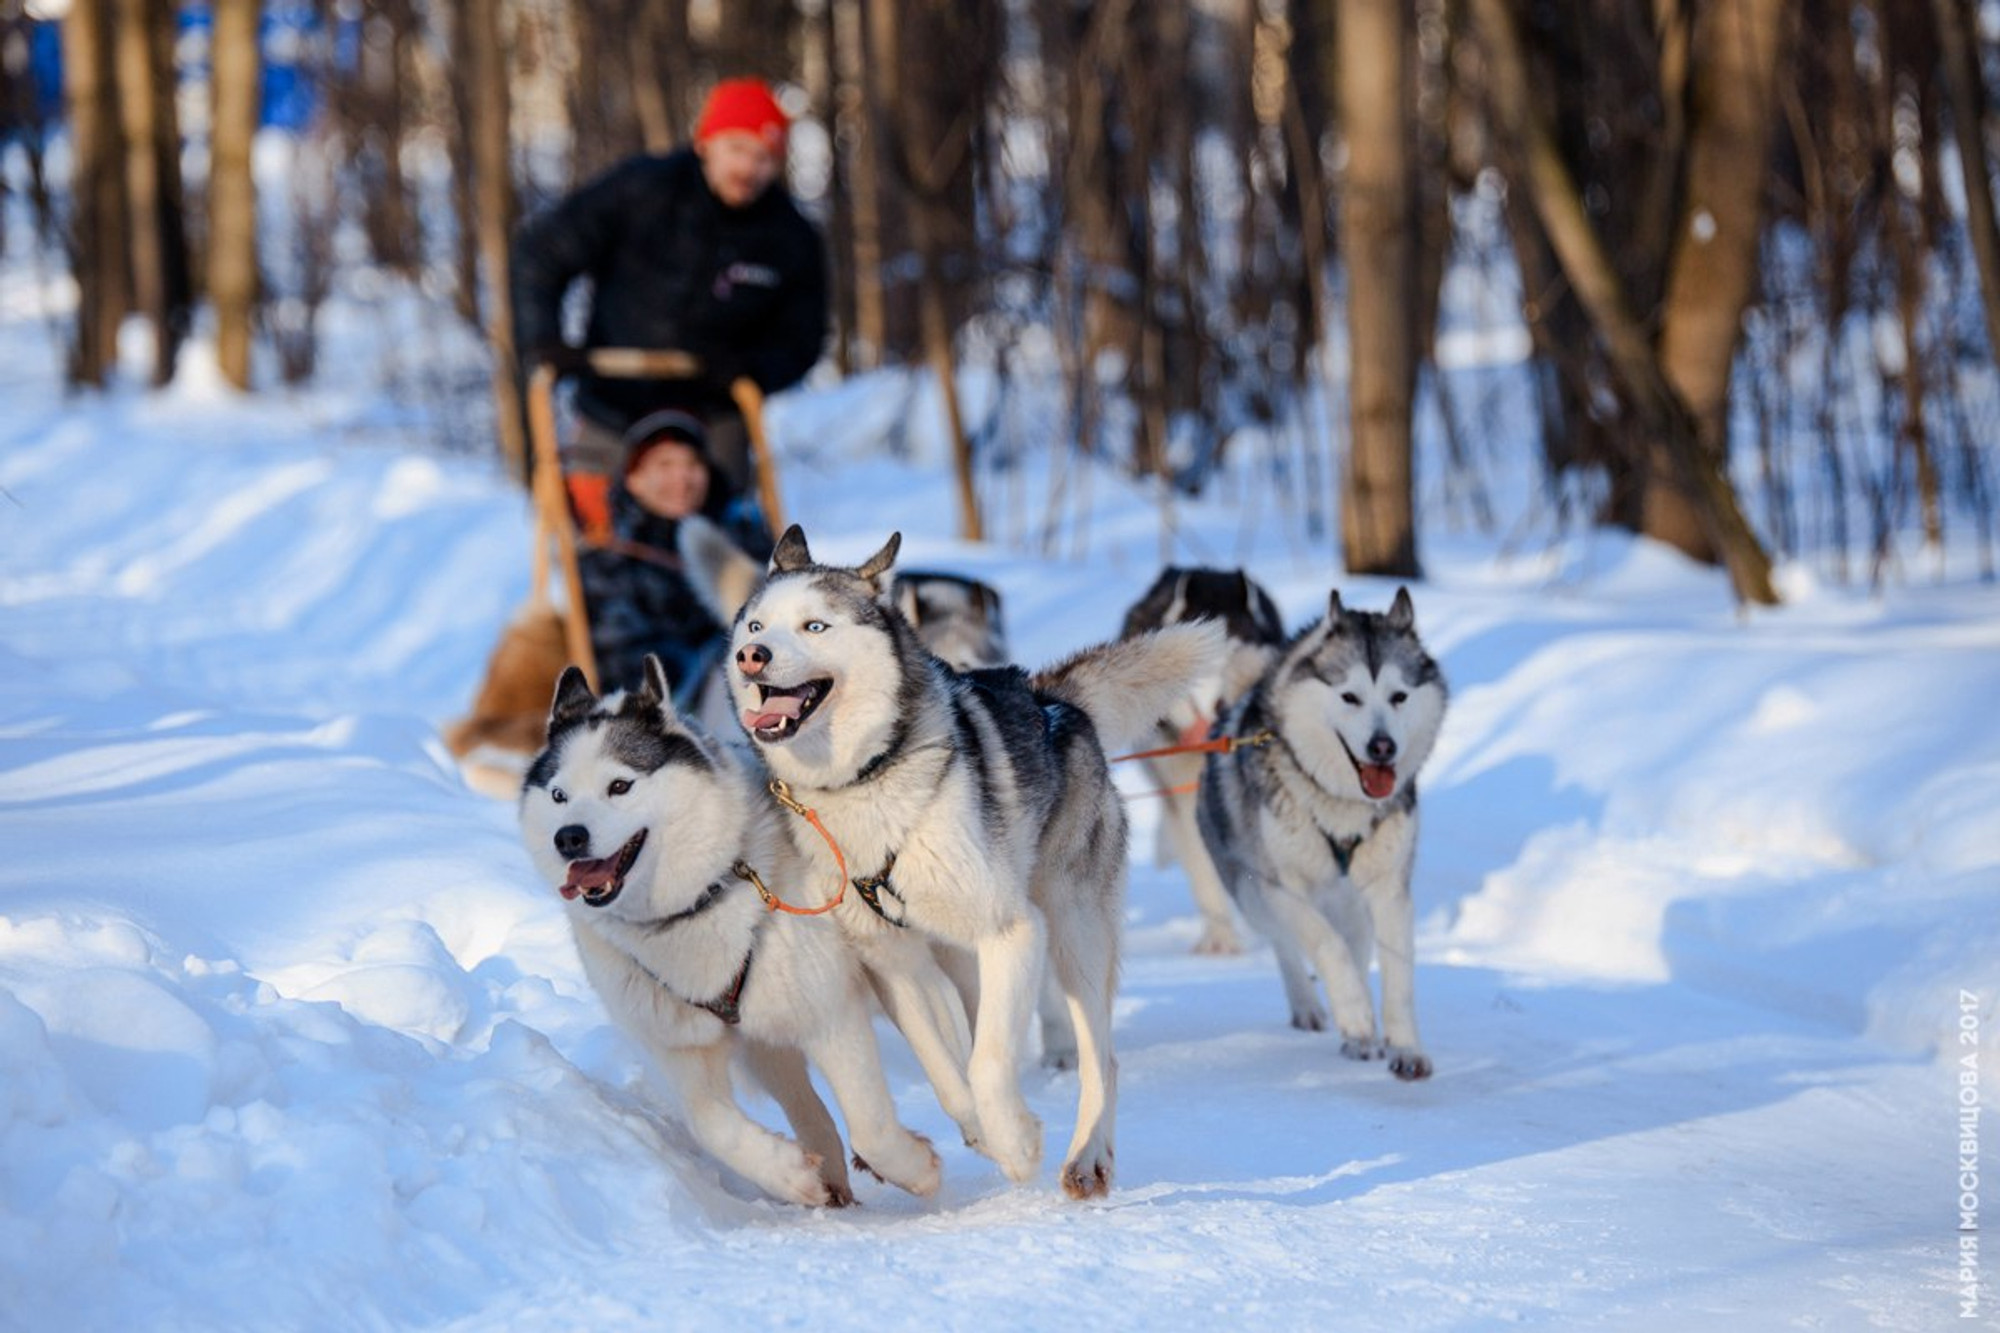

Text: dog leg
xmin=656 ymin=1043 xmax=834 ymax=1207
xmin=859 ymin=933 xmax=983 ymax=1153
xmin=1261 ymin=889 xmax=1379 ymax=1056
xmin=1360 ymin=867 xmax=1430 ymax=1081
xmin=801 ymin=1022 xmax=943 ymax=1200
xmin=1049 ymin=958 xmax=1119 ymax=1199
xmin=1161 ymin=786 xmax=1243 ymax=955
xmin=1268 ymin=931 xmax=1330 ymax=1032
xmin=740 ymin=1041 xmax=855 ymax=1206
xmin=1036 ymin=973 xmax=1078 ymax=1070
xmin=968 ymin=911 xmax=1047 ymax=1184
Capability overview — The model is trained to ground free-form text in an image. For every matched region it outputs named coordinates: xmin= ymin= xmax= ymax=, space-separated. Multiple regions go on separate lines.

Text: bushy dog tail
xmin=678 ymin=514 xmax=767 ymax=625
xmin=1033 ymin=619 xmax=1229 ymax=754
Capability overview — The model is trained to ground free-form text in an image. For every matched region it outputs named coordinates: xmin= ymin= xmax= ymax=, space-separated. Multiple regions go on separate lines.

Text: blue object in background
xmin=10 ymin=5 xmax=325 ymax=133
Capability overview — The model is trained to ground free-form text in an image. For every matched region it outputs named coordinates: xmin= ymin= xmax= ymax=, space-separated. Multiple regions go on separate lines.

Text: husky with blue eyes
xmin=518 ymin=656 xmax=941 ymax=1208
xmin=724 ymin=525 xmax=1227 ymax=1199
xmin=1197 ymin=588 xmax=1450 ymax=1082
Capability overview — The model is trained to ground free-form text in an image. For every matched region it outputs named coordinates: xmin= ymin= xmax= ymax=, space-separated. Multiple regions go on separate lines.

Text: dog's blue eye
xmin=551 ymin=787 xmax=568 ymax=804
xmin=1341 ymin=692 xmax=1362 ymax=706
xmin=805 ymin=620 xmax=829 ymax=633
xmin=747 ymin=620 xmax=763 ymax=634
xmin=608 ymin=778 xmax=632 ymax=796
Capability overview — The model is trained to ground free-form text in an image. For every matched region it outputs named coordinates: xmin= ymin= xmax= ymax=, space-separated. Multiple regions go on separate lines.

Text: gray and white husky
xmin=726 ymin=526 xmax=1226 ymax=1198
xmin=519 ymin=656 xmax=941 ymax=1207
xmin=1197 ymin=587 xmax=1448 ymax=1082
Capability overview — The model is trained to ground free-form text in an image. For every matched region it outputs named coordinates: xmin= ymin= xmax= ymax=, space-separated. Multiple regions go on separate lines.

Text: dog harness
xmin=851 ymin=852 xmax=907 ymax=927
xmin=642 ymin=878 xmax=732 ymax=932
xmin=626 ymin=877 xmax=760 ymax=1026
xmin=696 ymin=950 xmax=755 ymax=1026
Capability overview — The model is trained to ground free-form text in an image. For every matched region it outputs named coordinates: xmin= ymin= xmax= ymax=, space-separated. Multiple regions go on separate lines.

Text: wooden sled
xmin=444 ymin=350 xmax=785 ymax=799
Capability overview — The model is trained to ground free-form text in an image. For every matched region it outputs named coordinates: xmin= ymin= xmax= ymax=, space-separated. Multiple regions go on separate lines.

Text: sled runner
xmin=444 ymin=349 xmax=784 ymax=798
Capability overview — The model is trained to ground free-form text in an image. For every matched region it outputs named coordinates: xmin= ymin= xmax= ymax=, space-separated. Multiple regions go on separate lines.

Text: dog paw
xmin=1060 ymin=1149 xmax=1114 ymax=1200
xmin=782 ymin=1151 xmax=838 ymax=1208
xmin=854 ymin=1134 xmax=943 ymax=1198
xmin=1339 ymin=1036 xmax=1385 ymax=1061
xmin=1040 ymin=1046 xmax=1078 ymax=1072
xmin=985 ymin=1106 xmax=1045 ymax=1184
xmin=1389 ymin=1049 xmax=1433 ymax=1082
xmin=1192 ymin=924 xmax=1244 ymax=956
xmin=1290 ymin=1006 xmax=1329 ymax=1032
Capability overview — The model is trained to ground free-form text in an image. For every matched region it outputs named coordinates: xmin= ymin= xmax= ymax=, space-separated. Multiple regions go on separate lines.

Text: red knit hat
xmin=694 ymin=79 xmax=788 ymax=152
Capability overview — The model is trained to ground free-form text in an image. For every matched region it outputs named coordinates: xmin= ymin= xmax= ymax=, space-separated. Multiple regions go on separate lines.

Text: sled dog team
xmin=518 ymin=524 xmax=1450 ymax=1206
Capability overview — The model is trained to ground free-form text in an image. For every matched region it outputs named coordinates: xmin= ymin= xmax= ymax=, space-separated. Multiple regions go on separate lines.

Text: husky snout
xmin=736 ymin=642 xmax=771 ymax=676
xmin=1366 ymin=732 xmax=1397 ymax=765
xmin=554 ymin=823 xmax=591 ymax=859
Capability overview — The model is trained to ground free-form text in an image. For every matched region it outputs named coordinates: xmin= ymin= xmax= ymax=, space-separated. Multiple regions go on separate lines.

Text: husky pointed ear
xmin=1327 ymin=589 xmax=1347 ymax=624
xmin=855 ymin=532 xmax=902 ymax=589
xmin=549 ymin=666 xmax=597 ymax=738
xmin=771 ymin=524 xmax=813 ymax=574
xmin=1387 ymin=586 xmax=1416 ymax=632
xmin=637 ymin=654 xmax=677 ymax=715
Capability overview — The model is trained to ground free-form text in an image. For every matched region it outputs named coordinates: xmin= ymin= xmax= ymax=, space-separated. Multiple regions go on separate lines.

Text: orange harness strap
xmin=741 ymin=778 xmax=851 ymax=916
xmin=1110 ymin=728 xmax=1276 ymax=766
xmin=1111 ymin=728 xmax=1277 ymax=800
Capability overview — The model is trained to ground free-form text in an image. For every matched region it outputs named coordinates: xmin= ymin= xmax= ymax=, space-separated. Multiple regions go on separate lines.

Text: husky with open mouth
xmin=1197 ymin=588 xmax=1449 ymax=1082
xmin=518 ymin=656 xmax=941 ymax=1207
xmin=726 ymin=526 xmax=1226 ymax=1198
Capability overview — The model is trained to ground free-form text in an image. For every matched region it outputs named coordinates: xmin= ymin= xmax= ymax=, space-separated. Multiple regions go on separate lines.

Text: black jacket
xmin=510 ymin=148 xmax=828 ymax=430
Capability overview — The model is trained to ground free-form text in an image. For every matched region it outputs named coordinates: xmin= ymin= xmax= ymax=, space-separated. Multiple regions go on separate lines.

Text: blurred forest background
xmin=5 ymin=0 xmax=1999 ymax=603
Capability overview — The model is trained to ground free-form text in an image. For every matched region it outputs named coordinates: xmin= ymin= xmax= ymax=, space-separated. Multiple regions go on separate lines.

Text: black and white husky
xmin=518 ymin=657 xmax=942 ymax=1206
xmin=726 ymin=527 xmax=1226 ymax=1198
xmin=1119 ymin=566 xmax=1289 ymax=954
xmin=1197 ymin=588 xmax=1448 ymax=1082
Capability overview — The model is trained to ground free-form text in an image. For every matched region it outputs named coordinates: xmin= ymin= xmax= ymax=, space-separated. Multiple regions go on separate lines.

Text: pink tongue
xmin=561 ymin=858 xmax=618 ymax=900
xmin=1359 ymin=764 xmax=1397 ymax=800
xmin=742 ymin=692 xmax=806 ymax=732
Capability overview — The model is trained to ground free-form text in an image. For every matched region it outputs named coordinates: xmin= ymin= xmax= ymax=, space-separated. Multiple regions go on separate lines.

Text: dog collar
xmin=639 ymin=878 xmax=735 ymax=933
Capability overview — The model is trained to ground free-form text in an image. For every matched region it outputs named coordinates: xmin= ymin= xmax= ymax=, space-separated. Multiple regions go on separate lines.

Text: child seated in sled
xmin=577 ymin=409 xmax=773 ymax=707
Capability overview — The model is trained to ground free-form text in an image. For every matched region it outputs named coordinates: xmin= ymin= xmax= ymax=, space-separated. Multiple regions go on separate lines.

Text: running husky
xmin=1120 ymin=566 xmax=1288 ymax=955
xmin=1197 ymin=588 xmax=1447 ymax=1082
xmin=519 ymin=656 xmax=942 ymax=1207
xmin=727 ymin=526 xmax=1226 ymax=1198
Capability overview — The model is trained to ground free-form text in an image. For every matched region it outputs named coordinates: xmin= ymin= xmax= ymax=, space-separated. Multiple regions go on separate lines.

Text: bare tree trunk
xmin=838 ymin=0 xmax=886 ymax=367
xmin=1650 ymin=0 xmax=1787 ymax=561
xmin=445 ymin=1 xmax=481 ymax=329
xmin=1932 ymin=0 xmax=2000 ymax=374
xmin=1336 ymin=0 xmax=1420 ymax=576
xmin=469 ymin=0 xmax=527 ymax=478
xmin=63 ymin=0 xmax=124 ymax=385
xmin=630 ymin=2 xmax=677 ymax=154
xmin=1472 ymin=0 xmax=1779 ymax=604
xmin=871 ymin=0 xmax=986 ymax=540
xmin=114 ymin=0 xmax=176 ymax=384
xmin=209 ymin=0 xmax=261 ymax=390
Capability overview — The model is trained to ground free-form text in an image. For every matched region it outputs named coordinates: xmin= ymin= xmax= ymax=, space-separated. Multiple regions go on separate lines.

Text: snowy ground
xmin=0 ymin=262 xmax=1995 ymax=1330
